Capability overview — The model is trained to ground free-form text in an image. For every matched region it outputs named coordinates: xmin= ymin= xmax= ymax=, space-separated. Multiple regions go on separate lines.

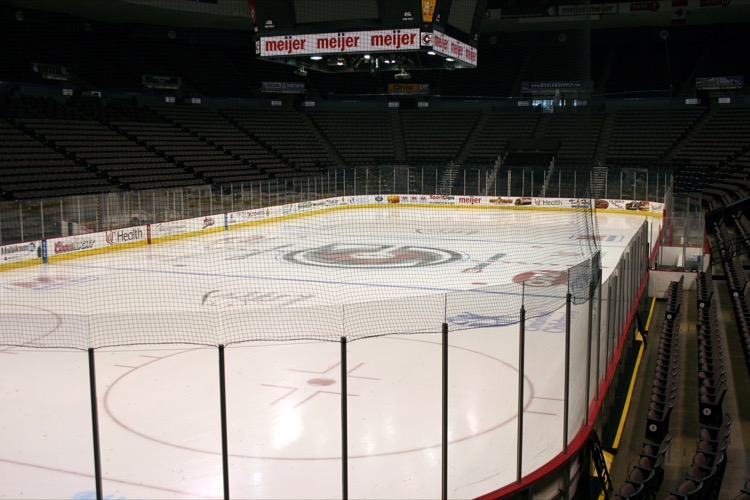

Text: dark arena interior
xmin=1 ymin=0 xmax=750 ymax=499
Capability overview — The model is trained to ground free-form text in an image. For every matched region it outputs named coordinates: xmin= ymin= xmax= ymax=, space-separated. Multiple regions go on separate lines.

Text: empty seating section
xmin=663 ymin=414 xmax=732 ymax=500
xmin=83 ymin=121 xmax=204 ymax=189
xmin=646 ymin=277 xmax=682 ymax=443
xmin=675 ymin=161 xmax=750 ymax=208
xmin=724 ymin=254 xmax=750 ymax=373
xmin=700 ymin=174 xmax=750 ymax=210
xmin=16 ymin=95 xmax=88 ymax=120
xmin=543 ymin=111 xmax=604 ymax=166
xmin=616 ymin=274 xmax=736 ymax=500
xmin=606 ymin=108 xmax=704 ymax=166
xmin=711 ymin=218 xmax=735 ymax=259
xmin=149 ymin=106 xmax=271 ymax=185
xmin=613 ymin=278 xmax=683 ymax=498
xmin=660 ymin=269 xmax=733 ymax=500
xmin=732 ymin=209 xmax=750 ymax=255
xmin=612 ymin=431 xmax=671 ymax=499
xmin=222 ymin=108 xmax=333 ymax=177
xmin=695 ymin=271 xmax=727 ymax=428
xmin=54 ymin=119 xmax=202 ymax=191
xmin=704 ymin=209 xmax=750 ymax=499
xmin=0 ymin=116 xmax=117 ymax=200
xmin=400 ymin=110 xmax=480 ymax=163
xmin=696 ymin=268 xmax=714 ymax=311
xmin=464 ymin=111 xmax=540 ymax=165
xmin=1 ymin=92 xmax=749 ymax=203
xmin=730 ymin=282 xmax=750 ymax=374
xmin=307 ymin=109 xmax=396 ymax=165
xmin=725 ymin=152 xmax=750 ymax=195
xmin=102 ymin=99 xmax=166 ymax=123
xmin=674 ymin=108 xmax=750 ymax=170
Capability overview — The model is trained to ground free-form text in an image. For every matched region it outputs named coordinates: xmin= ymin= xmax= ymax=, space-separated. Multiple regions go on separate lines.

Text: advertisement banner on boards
xmin=0 ymin=240 xmax=41 ymax=264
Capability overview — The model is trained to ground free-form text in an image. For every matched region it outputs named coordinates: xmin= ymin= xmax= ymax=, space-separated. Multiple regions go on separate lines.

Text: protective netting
xmin=0 ymin=203 xmax=600 ymax=349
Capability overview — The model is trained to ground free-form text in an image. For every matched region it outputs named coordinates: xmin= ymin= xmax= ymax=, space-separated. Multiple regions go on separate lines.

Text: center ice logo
xmin=283 ymin=243 xmax=463 ymax=268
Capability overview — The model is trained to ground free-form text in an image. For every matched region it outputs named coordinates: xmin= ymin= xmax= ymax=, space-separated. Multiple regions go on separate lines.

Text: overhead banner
xmin=31 ymin=62 xmax=71 ymax=82
xmin=261 ymin=81 xmax=306 ymax=93
xmin=521 ymin=80 xmax=594 ymax=93
xmin=558 ymin=3 xmax=619 ymax=15
xmin=695 ymin=76 xmax=744 ymax=90
xmin=387 ymin=83 xmax=430 ymax=95
xmin=142 ymin=74 xmax=181 ymax=90
xmin=501 ymin=2 xmax=618 ymax=17
xmin=258 ymin=28 xmax=421 ymax=57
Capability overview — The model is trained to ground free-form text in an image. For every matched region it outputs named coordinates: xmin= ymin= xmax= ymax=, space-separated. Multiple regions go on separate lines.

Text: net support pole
xmin=218 ymin=345 xmax=230 ymax=500
xmin=340 ymin=337 xmax=349 ymax=500
xmin=563 ymin=292 xmax=572 ymax=452
xmin=596 ymin=269 xmax=603 ymax=401
xmin=516 ymin=303 xmax=526 ymax=483
xmin=441 ymin=322 xmax=449 ymax=500
xmin=607 ymin=281 xmax=614 ymax=365
xmin=87 ymin=348 xmax=103 ymax=500
xmin=585 ymin=280 xmax=595 ymax=426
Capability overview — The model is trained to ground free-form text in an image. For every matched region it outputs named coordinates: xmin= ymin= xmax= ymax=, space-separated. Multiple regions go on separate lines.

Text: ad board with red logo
xmin=48 ymin=234 xmax=104 ymax=256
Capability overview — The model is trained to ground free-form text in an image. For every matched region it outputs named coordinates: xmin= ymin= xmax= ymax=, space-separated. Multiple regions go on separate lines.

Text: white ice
xmin=0 ymin=207 xmax=655 ymax=499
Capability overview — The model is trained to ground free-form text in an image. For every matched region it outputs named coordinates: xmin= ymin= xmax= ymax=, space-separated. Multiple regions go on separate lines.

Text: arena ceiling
xmin=3 ymin=0 xmax=750 ymax=34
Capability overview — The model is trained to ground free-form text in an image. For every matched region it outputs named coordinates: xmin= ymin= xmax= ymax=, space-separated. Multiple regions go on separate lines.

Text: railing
xmin=0 ymin=165 xmax=671 ymax=246
xmin=657 ymin=192 xmax=706 ymax=271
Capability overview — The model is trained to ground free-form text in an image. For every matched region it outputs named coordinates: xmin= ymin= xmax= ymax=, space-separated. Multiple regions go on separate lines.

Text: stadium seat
xmin=614 ymin=480 xmax=645 ymax=500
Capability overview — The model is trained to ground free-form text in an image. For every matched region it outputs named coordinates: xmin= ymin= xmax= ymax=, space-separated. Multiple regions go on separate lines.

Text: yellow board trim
xmin=600 ymin=296 xmax=656 ymax=499
xmin=611 ymin=296 xmax=657 ymax=450
xmin=0 ymin=258 xmax=42 ymax=271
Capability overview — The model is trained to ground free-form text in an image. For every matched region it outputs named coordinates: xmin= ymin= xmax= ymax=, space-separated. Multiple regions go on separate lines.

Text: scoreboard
xmin=250 ymin=0 xmax=487 ymax=71
xmin=253 ymin=0 xmax=424 ymax=35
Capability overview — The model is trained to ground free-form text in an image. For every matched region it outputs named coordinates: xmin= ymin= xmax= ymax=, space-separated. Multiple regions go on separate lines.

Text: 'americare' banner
xmin=259 ymin=28 xmax=421 ymax=57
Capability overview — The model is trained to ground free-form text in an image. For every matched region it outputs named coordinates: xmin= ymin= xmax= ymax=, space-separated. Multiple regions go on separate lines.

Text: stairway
xmin=591 ymin=430 xmax=613 ymax=499
xmin=456 ymin=110 xmax=490 ymax=164
xmin=590 ymin=164 xmax=608 ymax=199
xmin=665 ymin=106 xmax=714 ymax=164
xmin=436 ymin=162 xmax=459 ymax=195
xmin=594 ymin=112 xmax=616 ymax=166
xmin=300 ymin=111 xmax=345 ymax=167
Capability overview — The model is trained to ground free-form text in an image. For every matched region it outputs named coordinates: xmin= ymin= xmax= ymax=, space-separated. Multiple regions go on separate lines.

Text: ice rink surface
xmin=0 ymin=207 xmax=654 ymax=499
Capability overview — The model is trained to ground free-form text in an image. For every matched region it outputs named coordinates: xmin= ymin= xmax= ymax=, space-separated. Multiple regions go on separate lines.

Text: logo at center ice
xmin=283 ymin=243 xmax=462 ymax=268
